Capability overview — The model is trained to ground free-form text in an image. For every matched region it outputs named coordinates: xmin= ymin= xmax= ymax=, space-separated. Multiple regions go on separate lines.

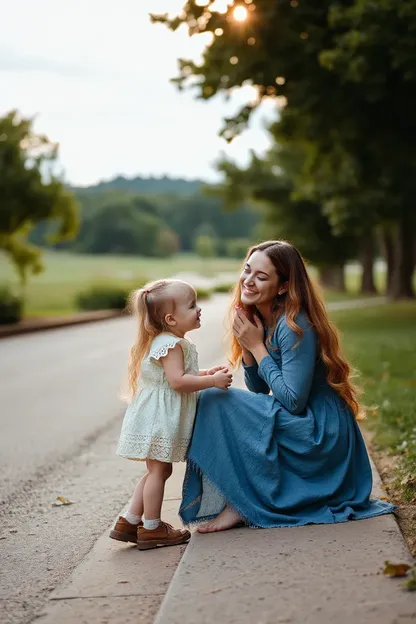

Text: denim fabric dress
xmin=180 ymin=312 xmax=395 ymax=527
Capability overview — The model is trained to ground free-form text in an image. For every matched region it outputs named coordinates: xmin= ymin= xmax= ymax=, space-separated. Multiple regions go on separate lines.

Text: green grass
xmin=331 ymin=302 xmax=416 ymax=499
xmin=0 ymin=250 xmax=389 ymax=317
xmin=0 ymin=251 xmax=242 ymax=316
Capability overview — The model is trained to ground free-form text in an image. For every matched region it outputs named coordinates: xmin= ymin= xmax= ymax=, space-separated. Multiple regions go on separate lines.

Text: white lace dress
xmin=117 ymin=333 xmax=199 ymax=463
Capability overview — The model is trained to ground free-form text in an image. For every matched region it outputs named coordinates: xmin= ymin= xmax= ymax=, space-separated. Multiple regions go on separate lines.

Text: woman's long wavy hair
xmin=228 ymin=240 xmax=363 ymax=420
xmin=125 ymin=279 xmax=192 ymax=401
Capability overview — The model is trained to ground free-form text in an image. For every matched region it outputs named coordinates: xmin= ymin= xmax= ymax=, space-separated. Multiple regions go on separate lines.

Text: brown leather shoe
xmin=137 ymin=521 xmax=191 ymax=551
xmin=109 ymin=516 xmax=143 ymax=543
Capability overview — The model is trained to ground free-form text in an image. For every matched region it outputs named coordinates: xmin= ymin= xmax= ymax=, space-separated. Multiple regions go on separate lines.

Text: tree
xmin=0 ymin=110 xmax=79 ymax=284
xmin=78 ymin=198 xmax=166 ymax=256
xmin=317 ymin=0 xmax=416 ymax=298
xmin=156 ymin=229 xmax=180 ymax=257
xmin=216 ymin=142 xmax=357 ymax=290
xmin=153 ymin=0 xmax=416 ymax=298
xmin=195 ymin=235 xmax=217 ymax=258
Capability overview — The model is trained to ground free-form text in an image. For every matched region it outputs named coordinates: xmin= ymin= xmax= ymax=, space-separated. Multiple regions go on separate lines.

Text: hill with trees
xmin=29 ymin=175 xmax=261 ymax=260
xmin=71 ymin=175 xmax=202 ymax=196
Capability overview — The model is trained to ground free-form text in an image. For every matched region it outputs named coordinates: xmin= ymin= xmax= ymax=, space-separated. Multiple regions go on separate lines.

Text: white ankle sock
xmin=123 ymin=512 xmax=141 ymax=525
xmin=143 ymin=518 xmax=160 ymax=530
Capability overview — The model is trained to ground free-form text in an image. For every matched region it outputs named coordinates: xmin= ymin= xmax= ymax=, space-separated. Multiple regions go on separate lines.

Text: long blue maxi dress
xmin=180 ymin=312 xmax=395 ymax=528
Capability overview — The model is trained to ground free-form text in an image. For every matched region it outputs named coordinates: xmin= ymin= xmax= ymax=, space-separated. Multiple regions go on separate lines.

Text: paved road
xmin=0 ymin=295 xmax=230 ymax=624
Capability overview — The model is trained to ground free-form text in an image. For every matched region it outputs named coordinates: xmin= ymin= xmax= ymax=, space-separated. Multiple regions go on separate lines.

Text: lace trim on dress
xmin=149 ymin=340 xmax=185 ymax=361
xmin=117 ymin=434 xmax=190 ymax=462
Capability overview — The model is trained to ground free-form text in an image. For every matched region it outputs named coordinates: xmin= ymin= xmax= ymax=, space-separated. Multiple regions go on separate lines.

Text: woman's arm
xmin=242 ymin=347 xmax=270 ymax=394
xmin=252 ymin=317 xmax=317 ymax=414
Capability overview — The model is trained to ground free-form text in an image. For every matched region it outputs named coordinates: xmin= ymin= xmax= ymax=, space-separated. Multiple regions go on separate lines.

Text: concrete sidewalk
xmin=36 ymin=455 xmax=415 ymax=624
xmin=155 ymin=460 xmax=414 ymax=624
xmin=36 ymin=464 xmax=187 ymax=624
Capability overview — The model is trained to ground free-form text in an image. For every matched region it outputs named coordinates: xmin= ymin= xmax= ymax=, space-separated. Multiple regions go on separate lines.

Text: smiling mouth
xmin=242 ymin=287 xmax=258 ymax=296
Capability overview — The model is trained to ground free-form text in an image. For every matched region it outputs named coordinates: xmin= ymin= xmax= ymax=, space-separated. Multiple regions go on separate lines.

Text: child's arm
xmin=161 ymin=345 xmax=232 ymax=392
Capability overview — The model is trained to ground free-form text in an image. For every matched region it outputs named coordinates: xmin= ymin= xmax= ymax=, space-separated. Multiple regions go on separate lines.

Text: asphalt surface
xmin=0 ymin=295 xmax=229 ymax=624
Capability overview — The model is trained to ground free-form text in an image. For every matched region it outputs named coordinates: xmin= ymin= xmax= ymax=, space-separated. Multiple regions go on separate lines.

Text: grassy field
xmin=331 ymin=302 xmax=416 ymax=501
xmin=0 ymin=250 xmax=386 ymax=317
xmin=0 ymin=251 xmax=244 ymax=316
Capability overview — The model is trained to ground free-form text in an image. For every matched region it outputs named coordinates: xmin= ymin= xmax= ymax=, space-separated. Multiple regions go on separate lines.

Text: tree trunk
xmin=319 ymin=265 xmax=346 ymax=291
xmin=380 ymin=229 xmax=395 ymax=297
xmin=359 ymin=234 xmax=377 ymax=295
xmin=390 ymin=215 xmax=415 ymax=300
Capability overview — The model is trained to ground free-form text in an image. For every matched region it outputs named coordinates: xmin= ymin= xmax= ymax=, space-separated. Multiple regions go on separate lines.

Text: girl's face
xmin=239 ymin=250 xmax=280 ymax=308
xmin=166 ymin=286 xmax=201 ymax=336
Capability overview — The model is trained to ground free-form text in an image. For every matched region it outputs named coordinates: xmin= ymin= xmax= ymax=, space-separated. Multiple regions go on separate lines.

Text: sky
xmin=1 ymin=0 xmax=277 ymax=186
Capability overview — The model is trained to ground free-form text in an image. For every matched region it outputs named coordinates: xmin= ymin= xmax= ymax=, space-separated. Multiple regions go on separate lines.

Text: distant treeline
xmin=30 ymin=176 xmax=260 ymax=258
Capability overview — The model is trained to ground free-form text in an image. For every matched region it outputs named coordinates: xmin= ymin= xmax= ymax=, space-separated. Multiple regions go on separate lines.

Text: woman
xmin=179 ymin=240 xmax=394 ymax=532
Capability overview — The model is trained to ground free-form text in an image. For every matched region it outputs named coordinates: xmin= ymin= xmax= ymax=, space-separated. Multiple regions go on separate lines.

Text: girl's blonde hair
xmin=228 ymin=240 xmax=364 ymax=420
xmin=126 ymin=279 xmax=194 ymax=400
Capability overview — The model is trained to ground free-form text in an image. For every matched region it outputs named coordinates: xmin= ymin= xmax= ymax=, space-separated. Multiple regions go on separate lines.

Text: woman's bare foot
xmin=197 ymin=506 xmax=243 ymax=533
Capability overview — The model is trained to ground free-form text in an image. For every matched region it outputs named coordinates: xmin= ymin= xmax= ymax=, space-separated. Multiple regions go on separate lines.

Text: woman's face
xmin=239 ymin=250 xmax=280 ymax=307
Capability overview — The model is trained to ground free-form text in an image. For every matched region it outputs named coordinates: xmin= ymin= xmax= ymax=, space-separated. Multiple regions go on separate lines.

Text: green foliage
xmin=157 ymin=194 xmax=259 ymax=252
xmin=72 ymin=175 xmax=201 ymax=196
xmin=0 ymin=110 xmax=79 ymax=284
xmin=156 ymin=229 xmax=180 ymax=257
xmin=78 ymin=198 xmax=166 ymax=256
xmin=47 ymin=185 xmax=260 ymax=258
xmin=195 ymin=235 xmax=217 ymax=258
xmin=213 ymin=283 xmax=234 ymax=294
xmin=216 ymin=144 xmax=357 ymax=273
xmin=224 ymin=238 xmax=251 ymax=259
xmin=195 ymin=287 xmax=212 ymax=300
xmin=76 ymin=284 xmax=133 ymax=311
xmin=155 ymin=0 xmax=416 ymax=298
xmin=0 ymin=286 xmax=23 ymax=324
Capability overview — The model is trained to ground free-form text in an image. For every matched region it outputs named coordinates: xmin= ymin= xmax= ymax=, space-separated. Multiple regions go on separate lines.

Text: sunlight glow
xmin=233 ymin=5 xmax=248 ymax=21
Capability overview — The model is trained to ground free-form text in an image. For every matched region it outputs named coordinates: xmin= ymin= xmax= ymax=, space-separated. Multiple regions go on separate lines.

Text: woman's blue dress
xmin=180 ymin=312 xmax=395 ymax=528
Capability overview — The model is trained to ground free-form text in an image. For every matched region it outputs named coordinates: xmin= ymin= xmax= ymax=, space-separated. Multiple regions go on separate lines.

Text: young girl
xmin=110 ymin=278 xmax=232 ymax=550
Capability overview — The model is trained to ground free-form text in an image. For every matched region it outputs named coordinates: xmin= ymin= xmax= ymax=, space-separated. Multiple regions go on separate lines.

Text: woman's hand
xmin=233 ymin=310 xmax=265 ymax=352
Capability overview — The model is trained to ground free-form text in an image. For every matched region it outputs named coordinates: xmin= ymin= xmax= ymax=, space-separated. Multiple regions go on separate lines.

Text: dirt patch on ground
xmin=366 ymin=433 xmax=416 ymax=558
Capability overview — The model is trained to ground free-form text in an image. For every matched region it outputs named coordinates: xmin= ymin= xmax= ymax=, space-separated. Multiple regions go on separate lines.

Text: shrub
xmin=76 ymin=284 xmax=131 ymax=311
xmin=195 ymin=287 xmax=212 ymax=300
xmin=194 ymin=235 xmax=217 ymax=258
xmin=0 ymin=286 xmax=23 ymax=324
xmin=213 ymin=283 xmax=235 ymax=294
xmin=156 ymin=229 xmax=180 ymax=257
xmin=225 ymin=238 xmax=251 ymax=259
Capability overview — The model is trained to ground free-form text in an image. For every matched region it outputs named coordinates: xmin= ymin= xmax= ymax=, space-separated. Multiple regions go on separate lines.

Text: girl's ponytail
xmin=126 ymin=288 xmax=159 ymax=400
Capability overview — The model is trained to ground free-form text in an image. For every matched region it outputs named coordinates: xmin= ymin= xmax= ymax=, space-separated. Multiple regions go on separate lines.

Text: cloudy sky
xmin=1 ymin=0 xmax=276 ymax=185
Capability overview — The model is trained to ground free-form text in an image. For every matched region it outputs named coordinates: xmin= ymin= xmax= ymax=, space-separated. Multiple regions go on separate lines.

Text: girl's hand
xmin=206 ymin=365 xmax=229 ymax=376
xmin=233 ymin=311 xmax=264 ymax=351
xmin=212 ymin=369 xmax=233 ymax=390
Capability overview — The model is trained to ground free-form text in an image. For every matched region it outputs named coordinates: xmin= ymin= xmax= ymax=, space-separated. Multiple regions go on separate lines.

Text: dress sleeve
xmin=149 ymin=335 xmax=186 ymax=365
xmin=242 ymin=361 xmax=270 ymax=394
xmin=257 ymin=314 xmax=317 ymax=414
